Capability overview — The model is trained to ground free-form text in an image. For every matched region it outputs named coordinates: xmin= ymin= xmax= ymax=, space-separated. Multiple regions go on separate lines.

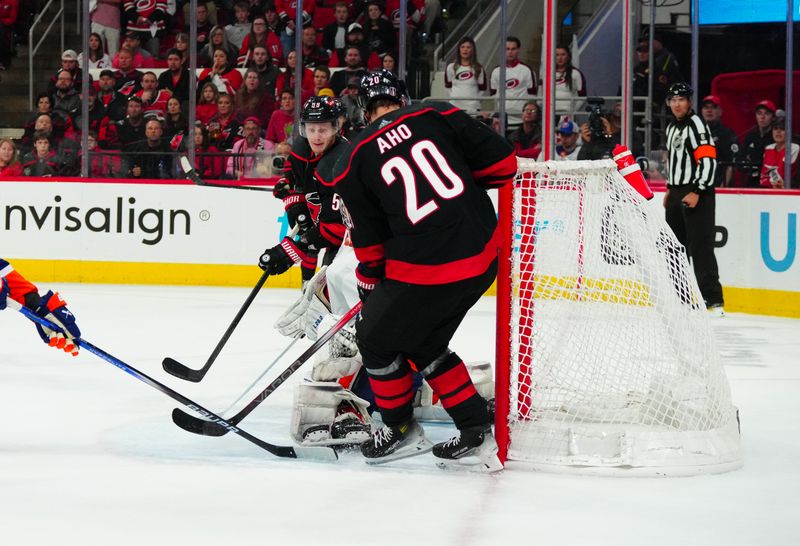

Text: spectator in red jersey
xmin=112 ymin=31 xmax=155 ymax=68
xmin=79 ymin=32 xmax=111 ymax=70
xmin=276 ymin=0 xmax=315 ymax=55
xmin=136 ymin=71 xmax=170 ymax=115
xmin=385 ymin=0 xmax=425 ymax=33
xmin=275 ymin=50 xmax=315 ymax=103
xmin=157 ymin=49 xmax=191 ymax=102
xmin=91 ymin=0 xmax=122 ymax=57
xmin=196 ymin=82 xmax=220 ymax=124
xmin=198 ymin=25 xmax=239 ymax=68
xmin=300 ymin=26 xmax=330 ymax=68
xmin=123 ymin=0 xmax=167 ymax=58
xmin=198 ymin=48 xmax=244 ymax=96
xmin=760 ymin=117 xmax=799 ymax=189
xmin=48 ymin=49 xmax=84 ymax=94
xmin=266 ymin=89 xmax=295 ymax=150
xmin=236 ymin=69 xmax=275 ymax=128
xmin=112 ymin=48 xmax=144 ymax=96
xmin=322 ymin=1 xmax=351 ymax=57
xmin=244 ymin=45 xmax=280 ymax=96
xmin=192 ymin=123 xmax=224 ymax=179
xmin=227 ymin=116 xmax=274 ymax=179
xmin=84 ymin=130 xmax=120 ymax=177
xmin=0 ymin=0 xmax=19 ymax=71
xmin=0 ymin=138 xmax=22 ymax=176
xmin=206 ymin=93 xmax=241 ymax=151
xmin=362 ymin=1 xmax=395 ymax=56
xmin=238 ymin=15 xmax=283 ymax=67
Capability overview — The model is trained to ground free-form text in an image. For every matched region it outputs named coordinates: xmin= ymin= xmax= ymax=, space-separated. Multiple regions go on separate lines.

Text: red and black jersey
xmin=284 ymin=136 xmax=348 ymax=250
xmin=316 ymin=101 xmax=516 ymax=286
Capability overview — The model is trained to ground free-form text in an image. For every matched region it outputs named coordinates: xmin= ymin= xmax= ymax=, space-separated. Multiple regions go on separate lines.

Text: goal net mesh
xmin=502 ymin=159 xmax=741 ymax=474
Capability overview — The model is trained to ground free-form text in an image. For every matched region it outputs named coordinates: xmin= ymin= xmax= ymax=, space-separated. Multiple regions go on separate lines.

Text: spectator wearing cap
xmin=0 ymin=0 xmax=19 ymax=70
xmin=96 ymin=68 xmax=128 ymax=123
xmin=322 ymin=1 xmax=351 ymax=57
xmin=275 ymin=0 xmax=315 ymax=55
xmin=112 ymin=48 xmax=144 ymax=96
xmin=548 ymin=119 xmax=581 ymax=160
xmin=126 ymin=117 xmax=174 ymax=179
xmin=739 ymin=99 xmax=777 ymax=187
xmin=508 ymin=100 xmax=542 ymax=159
xmin=362 ymin=1 xmax=396 ymax=57
xmin=700 ymin=95 xmax=738 ymax=187
xmin=48 ymin=49 xmax=84 ymax=94
xmin=122 ymin=0 xmax=167 ymax=59
xmin=112 ymin=31 xmax=155 ymax=69
xmin=227 ymin=116 xmax=274 ymax=179
xmin=158 ymin=49 xmax=191 ymax=103
xmin=760 ymin=117 xmax=799 ymax=189
xmin=636 ymin=31 xmax=682 ymax=105
xmin=91 ymin=0 xmax=122 ymax=58
xmin=329 ymin=45 xmax=368 ymax=96
xmin=107 ymin=95 xmax=147 ymax=148
xmin=330 ymin=22 xmax=381 ymax=70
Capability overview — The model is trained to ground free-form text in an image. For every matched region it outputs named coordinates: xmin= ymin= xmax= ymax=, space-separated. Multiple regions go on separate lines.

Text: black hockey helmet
xmin=300 ymin=96 xmax=341 ymax=137
xmin=360 ymin=69 xmax=407 ymax=112
xmin=666 ymin=82 xmax=693 ymax=101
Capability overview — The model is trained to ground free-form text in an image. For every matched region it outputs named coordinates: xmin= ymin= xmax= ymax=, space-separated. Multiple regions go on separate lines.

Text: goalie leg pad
xmin=291 ymin=381 xmax=372 ymax=446
xmin=274 ymin=267 xmax=331 ymax=340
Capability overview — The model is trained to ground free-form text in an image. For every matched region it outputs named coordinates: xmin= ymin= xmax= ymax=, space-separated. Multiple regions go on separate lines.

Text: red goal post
xmin=494 ymin=158 xmax=741 ymax=475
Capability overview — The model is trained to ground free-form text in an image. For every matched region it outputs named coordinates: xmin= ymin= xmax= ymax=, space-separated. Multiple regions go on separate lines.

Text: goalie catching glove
xmin=34 ymin=290 xmax=81 ymax=356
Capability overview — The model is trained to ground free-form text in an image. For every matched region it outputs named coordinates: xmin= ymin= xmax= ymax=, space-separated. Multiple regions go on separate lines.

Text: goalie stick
xmin=172 ymin=301 xmax=363 ymax=436
xmin=163 ymin=225 xmax=299 ymax=382
xmin=8 ymin=300 xmax=336 ymax=462
xmin=180 ymin=155 xmax=274 ymax=192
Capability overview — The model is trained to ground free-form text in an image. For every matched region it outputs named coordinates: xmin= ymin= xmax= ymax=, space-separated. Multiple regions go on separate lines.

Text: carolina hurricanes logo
xmin=136 ymin=0 xmax=156 ymax=11
xmin=118 ymin=81 xmax=136 ymax=96
xmin=456 ymin=70 xmax=474 ymax=81
xmin=391 ymin=9 xmax=401 ymax=25
xmin=506 ymin=78 xmax=521 ymax=89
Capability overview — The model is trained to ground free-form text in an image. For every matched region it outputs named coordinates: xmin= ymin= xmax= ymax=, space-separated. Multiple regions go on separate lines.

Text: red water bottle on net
xmin=612 ymin=144 xmax=654 ymax=201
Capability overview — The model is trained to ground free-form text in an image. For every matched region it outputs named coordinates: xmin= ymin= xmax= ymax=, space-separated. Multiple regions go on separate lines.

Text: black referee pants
xmin=664 ymin=186 xmax=724 ymax=307
xmin=355 ymin=261 xmax=497 ymax=429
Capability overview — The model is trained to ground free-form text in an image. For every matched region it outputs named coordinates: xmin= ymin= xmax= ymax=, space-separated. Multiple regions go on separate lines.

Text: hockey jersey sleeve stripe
xmin=385 ymin=226 xmax=500 ymax=285
xmin=1 ymin=269 xmax=38 ymax=305
xmin=693 ymin=144 xmax=717 ymax=161
xmin=471 ymin=152 xmax=517 ymax=188
xmin=319 ymin=222 xmax=346 ymax=246
xmin=354 ymin=242 xmax=386 ymax=266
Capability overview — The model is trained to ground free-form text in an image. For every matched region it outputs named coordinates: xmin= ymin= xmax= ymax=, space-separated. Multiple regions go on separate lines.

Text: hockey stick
xmin=180 ymin=156 xmax=274 ymax=192
xmin=172 ymin=301 xmax=363 ymax=436
xmin=162 ymin=226 xmax=299 ymax=382
xmin=9 ymin=301 xmax=336 ymax=462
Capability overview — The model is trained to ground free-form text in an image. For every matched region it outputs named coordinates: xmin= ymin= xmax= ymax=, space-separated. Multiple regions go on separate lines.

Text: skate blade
xmin=435 ymin=454 xmax=504 ymax=473
xmin=364 ymin=438 xmax=434 ymax=465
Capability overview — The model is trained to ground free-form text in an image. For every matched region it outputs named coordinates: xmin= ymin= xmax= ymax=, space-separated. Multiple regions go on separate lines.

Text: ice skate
xmin=433 ymin=425 xmax=503 ymax=473
xmin=361 ymin=420 xmax=433 ymax=465
xmin=707 ymin=304 xmax=725 ymax=318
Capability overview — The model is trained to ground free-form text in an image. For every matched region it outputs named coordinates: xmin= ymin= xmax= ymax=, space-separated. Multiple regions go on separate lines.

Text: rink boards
xmin=0 ymin=177 xmax=798 ymax=317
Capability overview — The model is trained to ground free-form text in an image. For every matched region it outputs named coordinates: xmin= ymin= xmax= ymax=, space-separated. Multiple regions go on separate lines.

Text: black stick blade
xmin=162 ymin=357 xmax=206 ymax=382
xmin=171 ymin=407 xmax=231 ymax=436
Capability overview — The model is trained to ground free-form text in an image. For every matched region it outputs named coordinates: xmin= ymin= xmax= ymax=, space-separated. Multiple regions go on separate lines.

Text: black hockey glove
xmin=274 ymin=180 xmax=313 ymax=235
xmin=259 ymin=237 xmax=313 ymax=275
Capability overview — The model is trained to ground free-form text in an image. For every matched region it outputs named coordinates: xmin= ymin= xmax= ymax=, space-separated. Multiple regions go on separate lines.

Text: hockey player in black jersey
xmin=259 ymin=97 xmax=349 ymax=278
xmin=316 ymin=69 xmax=517 ymax=471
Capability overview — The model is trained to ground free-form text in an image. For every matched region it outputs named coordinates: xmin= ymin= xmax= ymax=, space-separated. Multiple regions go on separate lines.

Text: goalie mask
xmin=360 ymin=69 xmax=409 ymax=113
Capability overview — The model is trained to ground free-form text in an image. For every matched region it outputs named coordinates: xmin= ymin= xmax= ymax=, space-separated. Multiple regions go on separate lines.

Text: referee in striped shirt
xmin=664 ymin=82 xmax=725 ymax=316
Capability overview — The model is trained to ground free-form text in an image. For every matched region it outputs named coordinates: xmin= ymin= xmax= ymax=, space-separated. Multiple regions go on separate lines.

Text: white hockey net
xmin=499 ymin=159 xmax=741 ymax=475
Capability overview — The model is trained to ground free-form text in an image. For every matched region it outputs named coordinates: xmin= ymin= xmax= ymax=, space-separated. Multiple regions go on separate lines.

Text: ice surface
xmin=1 ymin=284 xmax=798 ymax=545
